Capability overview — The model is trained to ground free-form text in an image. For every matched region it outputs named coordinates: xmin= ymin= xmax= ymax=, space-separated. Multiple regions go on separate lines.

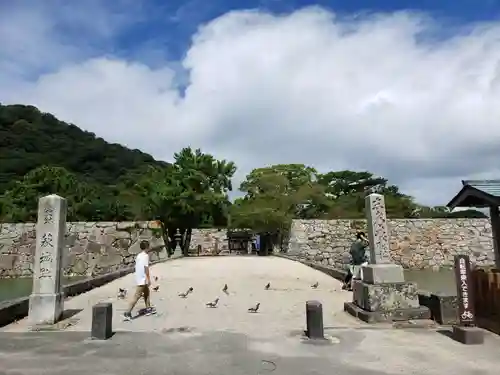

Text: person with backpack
xmin=342 ymin=231 xmax=369 ymax=291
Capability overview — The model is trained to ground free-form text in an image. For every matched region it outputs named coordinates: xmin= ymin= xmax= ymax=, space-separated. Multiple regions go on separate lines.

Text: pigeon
xmin=265 ymin=283 xmax=271 ymax=290
xmin=222 ymin=284 xmax=228 ymax=294
xmin=311 ymin=282 xmax=319 ymax=289
xmin=206 ymin=298 xmax=219 ymax=308
xmin=248 ymin=303 xmax=260 ymax=313
xmin=117 ymin=288 xmax=127 ymax=299
xmin=178 ymin=287 xmax=194 ymax=298
xmin=152 ymin=285 xmax=160 ymax=292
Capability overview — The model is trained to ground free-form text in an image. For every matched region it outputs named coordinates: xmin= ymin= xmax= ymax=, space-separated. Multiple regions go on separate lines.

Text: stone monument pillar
xmin=28 ymin=194 xmax=67 ymax=325
xmin=362 ymin=193 xmax=405 ymax=282
xmin=344 ymin=193 xmax=430 ymax=323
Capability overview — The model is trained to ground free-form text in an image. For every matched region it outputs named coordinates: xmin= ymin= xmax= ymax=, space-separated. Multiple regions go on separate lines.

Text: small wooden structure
xmin=448 ymin=180 xmax=500 ymax=335
xmin=227 ymin=230 xmax=253 ymax=255
xmin=472 ymin=268 xmax=500 ymax=335
xmin=447 ymin=180 xmax=500 ymax=269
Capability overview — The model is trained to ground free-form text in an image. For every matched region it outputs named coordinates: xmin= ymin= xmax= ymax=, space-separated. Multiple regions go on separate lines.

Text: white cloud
xmin=2 ymin=5 xmax=500 ymax=206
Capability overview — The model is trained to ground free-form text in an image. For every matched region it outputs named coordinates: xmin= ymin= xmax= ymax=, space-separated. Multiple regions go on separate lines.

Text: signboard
xmin=453 ymin=255 xmax=476 ymax=326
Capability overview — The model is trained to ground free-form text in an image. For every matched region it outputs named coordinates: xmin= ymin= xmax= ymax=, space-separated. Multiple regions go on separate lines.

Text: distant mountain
xmin=0 ymin=103 xmax=169 ymax=193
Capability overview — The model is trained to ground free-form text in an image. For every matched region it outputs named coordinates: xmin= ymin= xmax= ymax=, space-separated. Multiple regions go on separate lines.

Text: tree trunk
xmin=166 ymin=226 xmax=177 ymax=256
xmin=159 ymin=221 xmax=171 ymax=257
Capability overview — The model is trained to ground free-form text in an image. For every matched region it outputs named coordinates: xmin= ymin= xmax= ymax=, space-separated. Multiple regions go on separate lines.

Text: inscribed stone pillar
xmin=365 ymin=193 xmax=391 ymax=264
xmin=362 ymin=193 xmax=404 ymax=284
xmin=28 ymin=194 xmax=67 ymax=325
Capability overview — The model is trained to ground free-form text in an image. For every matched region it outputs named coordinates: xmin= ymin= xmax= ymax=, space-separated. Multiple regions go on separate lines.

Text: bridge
xmin=2 ymin=255 xmax=500 ymax=375
xmin=3 ymin=256 xmax=356 ymax=334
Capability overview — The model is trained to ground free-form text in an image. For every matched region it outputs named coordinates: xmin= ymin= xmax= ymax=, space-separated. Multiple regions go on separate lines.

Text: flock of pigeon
xmin=117 ymin=278 xmax=321 ymax=314
xmin=116 ymin=276 xmax=161 ymax=299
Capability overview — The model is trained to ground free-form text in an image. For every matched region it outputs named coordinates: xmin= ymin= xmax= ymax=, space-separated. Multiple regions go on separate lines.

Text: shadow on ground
xmin=61 ymin=308 xmax=83 ymax=320
xmin=0 ymin=330 xmax=392 ymax=375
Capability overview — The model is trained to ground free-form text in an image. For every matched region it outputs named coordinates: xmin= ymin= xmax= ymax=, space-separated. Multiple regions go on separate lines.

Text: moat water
xmin=0 ymin=268 xmax=457 ymax=304
xmin=404 ymin=268 xmax=456 ymax=295
xmin=0 ymin=277 xmax=87 ymax=304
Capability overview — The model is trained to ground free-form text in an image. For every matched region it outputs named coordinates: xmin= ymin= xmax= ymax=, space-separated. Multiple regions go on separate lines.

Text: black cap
xmin=356 ymin=231 xmax=366 ymax=239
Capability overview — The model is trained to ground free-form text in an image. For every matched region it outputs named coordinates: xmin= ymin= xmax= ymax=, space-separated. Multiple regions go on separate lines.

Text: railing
xmin=472 ymin=268 xmax=500 ymax=334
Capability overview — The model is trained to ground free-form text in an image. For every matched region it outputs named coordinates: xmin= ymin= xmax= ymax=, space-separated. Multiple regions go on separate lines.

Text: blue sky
xmin=70 ymin=0 xmax=500 ymax=61
xmin=2 ymin=0 xmax=500 ymax=205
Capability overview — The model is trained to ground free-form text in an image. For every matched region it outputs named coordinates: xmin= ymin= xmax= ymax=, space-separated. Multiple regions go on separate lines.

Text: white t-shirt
xmin=135 ymin=251 xmax=149 ymax=285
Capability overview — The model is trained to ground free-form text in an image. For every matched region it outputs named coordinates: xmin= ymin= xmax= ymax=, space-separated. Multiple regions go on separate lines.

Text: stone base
xmin=353 ymin=280 xmax=420 ymax=312
xmin=344 ymin=302 xmax=431 ymax=323
xmin=451 ymin=326 xmax=484 ymax=345
xmin=28 ymin=293 xmax=64 ymax=326
xmin=362 ymin=263 xmax=405 ymax=284
xmin=418 ymin=293 xmax=458 ymax=325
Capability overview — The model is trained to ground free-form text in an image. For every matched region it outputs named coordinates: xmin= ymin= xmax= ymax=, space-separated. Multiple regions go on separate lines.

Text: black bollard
xmin=91 ymin=302 xmax=113 ymax=340
xmin=306 ymin=300 xmax=324 ymax=339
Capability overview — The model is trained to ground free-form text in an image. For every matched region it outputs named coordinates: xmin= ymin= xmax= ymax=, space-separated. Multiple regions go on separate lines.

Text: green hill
xmin=0 ymin=103 xmax=488 ymax=224
xmin=0 ymin=103 xmax=169 ymax=192
xmin=0 ymin=103 xmax=169 ymax=222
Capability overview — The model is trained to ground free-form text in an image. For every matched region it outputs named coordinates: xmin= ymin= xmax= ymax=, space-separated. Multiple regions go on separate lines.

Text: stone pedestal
xmin=418 ymin=292 xmax=459 ymax=325
xmin=362 ymin=263 xmax=405 ymax=284
xmin=451 ymin=326 xmax=484 ymax=345
xmin=28 ymin=195 xmax=67 ymax=326
xmin=28 ymin=293 xmax=64 ymax=326
xmin=353 ymin=278 xmax=419 ymax=311
xmin=345 ymin=279 xmax=430 ymax=323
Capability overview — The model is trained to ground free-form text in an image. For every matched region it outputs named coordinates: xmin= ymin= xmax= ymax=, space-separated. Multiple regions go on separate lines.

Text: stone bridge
xmin=1 ymin=256 xmax=500 ymax=375
xmin=3 ymin=256 xmax=355 ymax=334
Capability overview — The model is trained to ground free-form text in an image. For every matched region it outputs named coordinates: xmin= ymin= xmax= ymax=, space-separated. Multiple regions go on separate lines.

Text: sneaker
xmin=145 ymin=307 xmax=157 ymax=316
xmin=123 ymin=312 xmax=133 ymax=321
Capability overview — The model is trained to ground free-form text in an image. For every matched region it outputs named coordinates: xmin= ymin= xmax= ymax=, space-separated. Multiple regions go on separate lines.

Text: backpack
xmin=349 ymin=240 xmax=367 ymax=265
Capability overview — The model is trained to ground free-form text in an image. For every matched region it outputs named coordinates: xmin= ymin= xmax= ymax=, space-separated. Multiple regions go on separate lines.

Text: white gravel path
xmin=3 ymin=256 xmax=361 ymax=336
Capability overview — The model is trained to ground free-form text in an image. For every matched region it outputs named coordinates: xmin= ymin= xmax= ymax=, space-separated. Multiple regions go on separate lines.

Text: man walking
xmin=342 ymin=231 xmax=369 ymax=291
xmin=123 ymin=240 xmax=156 ymax=320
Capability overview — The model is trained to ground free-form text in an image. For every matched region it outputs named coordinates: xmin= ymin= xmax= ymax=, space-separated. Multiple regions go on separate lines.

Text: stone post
xmin=362 ymin=193 xmax=404 ymax=284
xmin=91 ymin=303 xmax=113 ymax=340
xmin=305 ymin=300 xmax=324 ymax=339
xmin=28 ymin=194 xmax=67 ymax=325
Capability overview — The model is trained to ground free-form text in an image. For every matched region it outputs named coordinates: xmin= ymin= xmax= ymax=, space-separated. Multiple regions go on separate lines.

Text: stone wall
xmin=0 ymin=221 xmax=169 ymax=277
xmin=189 ymin=229 xmax=229 ymax=254
xmin=287 ymin=219 xmax=495 ymax=270
xmin=0 ymin=222 xmax=235 ymax=277
xmin=2 ymin=218 xmax=496 ymax=276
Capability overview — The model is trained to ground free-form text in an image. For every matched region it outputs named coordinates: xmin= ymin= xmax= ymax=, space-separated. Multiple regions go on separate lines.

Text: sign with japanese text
xmin=453 ymin=255 xmax=475 ymax=326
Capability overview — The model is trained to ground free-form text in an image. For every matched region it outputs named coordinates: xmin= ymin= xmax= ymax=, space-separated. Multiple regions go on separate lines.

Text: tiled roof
xmin=462 ymin=180 xmax=500 ymax=197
